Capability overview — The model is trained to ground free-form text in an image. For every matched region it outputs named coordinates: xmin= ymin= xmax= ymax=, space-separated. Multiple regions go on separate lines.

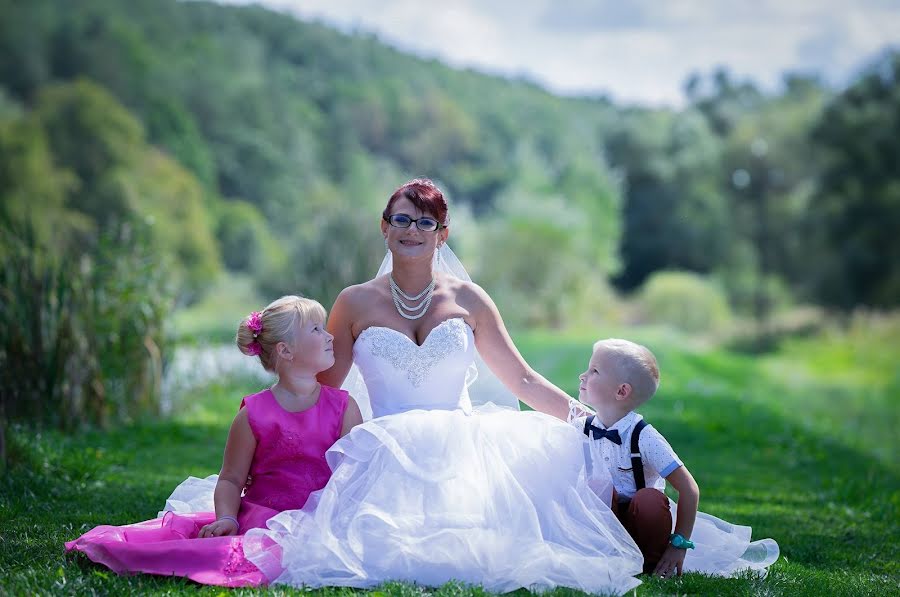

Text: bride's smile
xmin=381 ymin=194 xmax=448 ymax=264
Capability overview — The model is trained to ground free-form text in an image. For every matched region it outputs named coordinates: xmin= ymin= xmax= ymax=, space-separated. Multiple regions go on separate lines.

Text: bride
xmin=240 ymin=178 xmax=646 ymax=593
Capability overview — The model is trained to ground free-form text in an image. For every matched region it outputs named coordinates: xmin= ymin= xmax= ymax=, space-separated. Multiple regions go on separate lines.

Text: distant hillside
xmin=0 ymin=0 xmax=620 ymax=214
xmin=1 ymin=0 xmax=896 ymax=310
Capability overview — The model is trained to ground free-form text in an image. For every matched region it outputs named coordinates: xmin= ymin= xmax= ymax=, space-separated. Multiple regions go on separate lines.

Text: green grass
xmin=2 ymin=324 xmax=898 ymax=595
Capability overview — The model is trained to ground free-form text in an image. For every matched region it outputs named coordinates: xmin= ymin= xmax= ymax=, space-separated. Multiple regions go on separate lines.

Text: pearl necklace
xmin=390 ymin=275 xmax=435 ymax=320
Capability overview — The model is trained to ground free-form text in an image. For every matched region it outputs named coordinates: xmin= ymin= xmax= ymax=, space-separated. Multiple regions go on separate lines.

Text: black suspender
xmin=631 ymin=419 xmax=648 ymax=490
xmin=584 ymin=414 xmax=649 ymax=491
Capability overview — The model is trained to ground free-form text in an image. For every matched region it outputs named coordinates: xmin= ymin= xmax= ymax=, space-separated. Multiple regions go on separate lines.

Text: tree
xmin=606 ymin=108 xmax=729 ymax=291
xmin=719 ymin=75 xmax=828 ymax=317
xmin=26 ymin=79 xmax=220 ymax=298
xmin=810 ymin=51 xmax=900 ymax=308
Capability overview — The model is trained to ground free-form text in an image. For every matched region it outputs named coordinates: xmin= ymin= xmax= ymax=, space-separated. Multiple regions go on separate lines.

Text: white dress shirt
xmin=575 ymin=411 xmax=683 ymax=498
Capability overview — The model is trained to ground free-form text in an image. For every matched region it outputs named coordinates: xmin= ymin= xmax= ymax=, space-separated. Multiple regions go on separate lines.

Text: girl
xmin=66 ymin=296 xmax=362 ymax=587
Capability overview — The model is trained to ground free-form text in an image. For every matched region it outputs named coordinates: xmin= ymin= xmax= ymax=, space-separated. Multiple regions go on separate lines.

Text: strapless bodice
xmin=352 ymin=317 xmax=475 ymax=418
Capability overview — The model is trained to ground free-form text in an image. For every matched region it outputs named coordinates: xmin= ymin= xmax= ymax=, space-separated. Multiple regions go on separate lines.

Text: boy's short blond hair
xmin=593 ymin=339 xmax=660 ymax=405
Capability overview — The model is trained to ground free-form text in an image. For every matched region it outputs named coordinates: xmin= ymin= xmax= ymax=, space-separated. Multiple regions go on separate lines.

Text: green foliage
xmin=0 ymin=80 xmax=221 ymax=431
xmin=811 ymin=51 xmax=900 ymax=308
xmin=759 ymin=310 xmax=900 ymax=462
xmin=0 ymin=215 xmax=173 ymax=432
xmin=622 ymin=70 xmax=832 ymax=316
xmin=33 ymin=79 xmax=144 ymax=229
xmin=471 ymin=183 xmax=618 ymax=329
xmin=637 ymin=271 xmax=733 ymax=334
xmin=716 ymin=74 xmax=828 ymax=314
xmin=257 ymin=182 xmax=386 ymax=308
xmin=0 ymin=110 xmax=83 ymax=251
xmin=116 ymin=147 xmax=221 ymax=298
xmin=715 ymin=238 xmax=797 ymax=322
xmin=0 ymin=220 xmax=84 ymax=431
xmin=0 ymin=0 xmax=626 ymax=299
xmin=0 ymin=86 xmax=22 ymax=120
xmin=0 ymin=0 xmax=897 ymax=348
xmin=143 ymin=95 xmax=217 ymax=189
xmin=0 ymin=0 xmax=57 ymax=99
xmin=607 ymin=107 xmax=729 ymax=290
xmin=215 ymin=199 xmax=272 ymax=273
xmin=1 ymin=79 xmax=221 ymax=300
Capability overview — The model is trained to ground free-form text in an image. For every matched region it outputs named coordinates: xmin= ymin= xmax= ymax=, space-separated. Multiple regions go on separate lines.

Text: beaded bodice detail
xmin=353 ymin=317 xmax=475 ymax=418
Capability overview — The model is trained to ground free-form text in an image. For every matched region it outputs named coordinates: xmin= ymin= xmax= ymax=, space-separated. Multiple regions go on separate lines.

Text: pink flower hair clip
xmin=247 ymin=311 xmax=263 ymax=337
xmin=246 ymin=341 xmax=262 ymax=356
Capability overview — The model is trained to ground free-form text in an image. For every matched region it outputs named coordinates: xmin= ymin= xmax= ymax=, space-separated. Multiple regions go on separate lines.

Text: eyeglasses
xmin=383 ymin=213 xmax=445 ymax=232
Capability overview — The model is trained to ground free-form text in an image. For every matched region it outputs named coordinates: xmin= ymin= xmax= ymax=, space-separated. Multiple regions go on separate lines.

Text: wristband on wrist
xmin=670 ymin=533 xmax=695 ymax=549
xmin=218 ymin=515 xmax=240 ymax=531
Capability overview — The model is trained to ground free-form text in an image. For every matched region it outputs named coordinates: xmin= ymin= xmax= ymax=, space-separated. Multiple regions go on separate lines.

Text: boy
xmin=576 ymin=339 xmax=699 ymax=578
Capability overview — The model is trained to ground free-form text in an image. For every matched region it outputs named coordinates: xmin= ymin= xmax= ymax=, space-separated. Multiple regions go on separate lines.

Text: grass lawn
xmin=2 ymin=323 xmax=898 ymax=595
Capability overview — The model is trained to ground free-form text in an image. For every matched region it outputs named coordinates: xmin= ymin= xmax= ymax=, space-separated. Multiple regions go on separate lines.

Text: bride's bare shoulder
xmin=441 ymin=274 xmax=494 ymax=312
xmin=334 ymin=276 xmax=388 ymax=310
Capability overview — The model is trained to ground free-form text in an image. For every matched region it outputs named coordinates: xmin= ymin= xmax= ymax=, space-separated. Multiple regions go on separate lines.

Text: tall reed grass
xmin=0 ymin=215 xmax=173 ymax=466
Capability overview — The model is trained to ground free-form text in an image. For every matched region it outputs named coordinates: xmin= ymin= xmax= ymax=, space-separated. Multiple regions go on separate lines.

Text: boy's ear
xmin=615 ymin=383 xmax=632 ymax=401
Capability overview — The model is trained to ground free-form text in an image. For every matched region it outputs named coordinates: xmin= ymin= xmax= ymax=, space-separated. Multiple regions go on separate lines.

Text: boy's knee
xmin=625 ymin=489 xmax=672 ymax=572
xmin=629 ymin=488 xmax=672 ymax=527
xmin=631 ymin=488 xmax=668 ymax=509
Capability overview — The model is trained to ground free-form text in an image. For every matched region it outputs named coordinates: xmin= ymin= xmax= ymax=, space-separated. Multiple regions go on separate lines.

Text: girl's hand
xmin=198 ymin=518 xmax=239 ymax=538
xmin=653 ymin=544 xmax=687 ymax=578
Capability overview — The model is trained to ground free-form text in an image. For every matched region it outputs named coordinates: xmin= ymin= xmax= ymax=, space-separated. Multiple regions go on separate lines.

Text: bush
xmin=215 ymin=199 xmax=270 ymax=273
xmin=467 ymin=187 xmax=619 ymax=329
xmin=0 ymin=216 xmax=173 ymax=441
xmin=636 ymin=271 xmax=733 ymax=334
xmin=257 ymin=192 xmax=384 ymax=308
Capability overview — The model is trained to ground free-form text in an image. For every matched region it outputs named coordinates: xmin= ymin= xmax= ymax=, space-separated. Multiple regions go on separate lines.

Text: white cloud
xmin=217 ymin=0 xmax=900 ymax=105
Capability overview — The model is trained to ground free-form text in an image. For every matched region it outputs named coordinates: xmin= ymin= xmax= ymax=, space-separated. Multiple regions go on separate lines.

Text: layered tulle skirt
xmin=243 ymin=406 xmax=645 ymax=594
xmin=680 ymin=506 xmax=779 ymax=575
xmin=67 ymin=405 xmax=778 ymax=592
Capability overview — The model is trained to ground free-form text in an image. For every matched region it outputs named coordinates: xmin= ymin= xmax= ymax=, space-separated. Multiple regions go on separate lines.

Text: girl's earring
xmin=384 ymin=237 xmax=389 ymax=252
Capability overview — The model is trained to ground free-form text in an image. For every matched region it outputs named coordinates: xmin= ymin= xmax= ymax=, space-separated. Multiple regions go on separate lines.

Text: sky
xmin=217 ymin=0 xmax=900 ymax=106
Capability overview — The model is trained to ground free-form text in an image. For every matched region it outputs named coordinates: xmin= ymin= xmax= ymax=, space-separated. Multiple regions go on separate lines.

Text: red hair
xmin=383 ymin=178 xmax=449 ymax=226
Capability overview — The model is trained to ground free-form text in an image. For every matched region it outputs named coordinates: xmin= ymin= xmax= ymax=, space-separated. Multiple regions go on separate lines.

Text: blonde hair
xmin=592 ymin=339 xmax=660 ymax=404
xmin=236 ymin=296 xmax=327 ymax=372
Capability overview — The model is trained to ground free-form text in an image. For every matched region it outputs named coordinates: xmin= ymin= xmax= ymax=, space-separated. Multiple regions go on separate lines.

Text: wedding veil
xmin=341 ymin=244 xmax=521 ymax=419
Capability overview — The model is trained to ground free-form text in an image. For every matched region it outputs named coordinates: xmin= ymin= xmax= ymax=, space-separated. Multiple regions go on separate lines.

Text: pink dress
xmin=65 ymin=386 xmax=349 ymax=587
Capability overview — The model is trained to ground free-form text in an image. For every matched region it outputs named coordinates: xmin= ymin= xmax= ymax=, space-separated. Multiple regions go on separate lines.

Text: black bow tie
xmin=589 ymin=426 xmax=622 ymax=445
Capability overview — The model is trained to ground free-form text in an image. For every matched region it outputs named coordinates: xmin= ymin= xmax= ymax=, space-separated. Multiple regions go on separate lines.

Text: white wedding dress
xmin=240 ymin=317 xmax=645 ymax=593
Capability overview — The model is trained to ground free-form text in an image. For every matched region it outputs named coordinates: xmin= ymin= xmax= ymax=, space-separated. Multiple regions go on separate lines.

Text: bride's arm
xmin=318 ymin=286 xmax=359 ymax=388
xmin=465 ymin=283 xmax=572 ymax=421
